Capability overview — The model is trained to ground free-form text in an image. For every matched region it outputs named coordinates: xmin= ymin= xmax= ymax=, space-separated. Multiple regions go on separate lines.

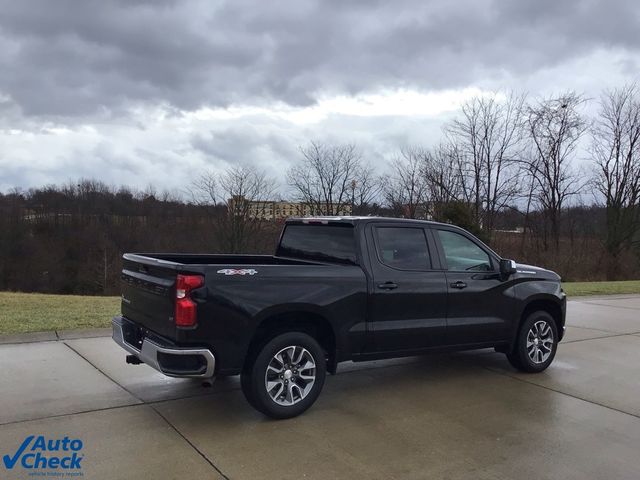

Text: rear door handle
xmin=377 ymin=282 xmax=398 ymax=290
xmin=450 ymin=281 xmax=467 ymax=289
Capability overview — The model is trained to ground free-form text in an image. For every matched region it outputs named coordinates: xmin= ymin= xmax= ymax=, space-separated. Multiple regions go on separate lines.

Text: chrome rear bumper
xmin=112 ymin=316 xmax=216 ymax=378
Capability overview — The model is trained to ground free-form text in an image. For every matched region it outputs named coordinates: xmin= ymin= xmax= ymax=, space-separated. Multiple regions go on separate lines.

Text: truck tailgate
xmin=120 ymin=257 xmax=180 ymax=339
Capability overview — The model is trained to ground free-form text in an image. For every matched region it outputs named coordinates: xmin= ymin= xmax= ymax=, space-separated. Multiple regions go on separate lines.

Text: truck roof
xmin=285 ymin=216 xmax=450 ymax=227
xmin=283 ymin=215 xmax=502 ymax=265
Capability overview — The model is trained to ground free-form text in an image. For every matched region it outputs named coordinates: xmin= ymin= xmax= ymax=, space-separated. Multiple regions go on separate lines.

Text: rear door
xmin=432 ymin=227 xmax=513 ymax=344
xmin=366 ymin=223 xmax=447 ymax=353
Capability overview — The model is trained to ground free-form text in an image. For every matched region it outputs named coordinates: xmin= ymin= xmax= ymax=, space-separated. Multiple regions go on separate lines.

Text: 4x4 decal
xmin=216 ymin=268 xmax=258 ymax=276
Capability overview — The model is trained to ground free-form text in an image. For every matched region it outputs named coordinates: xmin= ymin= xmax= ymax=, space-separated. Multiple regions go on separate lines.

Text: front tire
xmin=507 ymin=311 xmax=558 ymax=373
xmin=241 ymin=331 xmax=326 ymax=419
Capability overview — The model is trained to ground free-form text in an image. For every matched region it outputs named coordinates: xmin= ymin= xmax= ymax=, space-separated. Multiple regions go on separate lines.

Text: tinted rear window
xmin=375 ymin=227 xmax=431 ymax=270
xmin=277 ymin=224 xmax=357 ymax=265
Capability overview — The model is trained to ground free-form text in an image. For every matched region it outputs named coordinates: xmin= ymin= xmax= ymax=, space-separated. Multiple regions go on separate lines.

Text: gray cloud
xmin=1 ymin=0 xmax=639 ymax=119
xmin=1 ymin=0 xmax=639 ymax=192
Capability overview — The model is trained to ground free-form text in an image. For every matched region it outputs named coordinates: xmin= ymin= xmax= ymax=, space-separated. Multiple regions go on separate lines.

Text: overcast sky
xmin=1 ymin=0 xmax=639 ymax=195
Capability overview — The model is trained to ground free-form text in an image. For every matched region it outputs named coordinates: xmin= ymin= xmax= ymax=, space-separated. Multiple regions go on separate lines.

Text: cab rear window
xmin=277 ymin=224 xmax=357 ymax=265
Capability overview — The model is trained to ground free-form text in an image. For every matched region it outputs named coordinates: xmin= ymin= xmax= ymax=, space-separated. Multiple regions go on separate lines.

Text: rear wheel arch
xmin=244 ymin=311 xmax=337 ymax=374
xmin=241 ymin=330 xmax=327 ymax=418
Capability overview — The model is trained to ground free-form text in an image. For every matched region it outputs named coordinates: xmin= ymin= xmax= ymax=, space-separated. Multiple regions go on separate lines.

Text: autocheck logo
xmin=3 ymin=435 xmax=84 ymax=473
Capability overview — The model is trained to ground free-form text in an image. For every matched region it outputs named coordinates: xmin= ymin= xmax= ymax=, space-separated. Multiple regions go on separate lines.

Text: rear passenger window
xmin=375 ymin=227 xmax=431 ymax=270
xmin=278 ymin=224 xmax=357 ymax=265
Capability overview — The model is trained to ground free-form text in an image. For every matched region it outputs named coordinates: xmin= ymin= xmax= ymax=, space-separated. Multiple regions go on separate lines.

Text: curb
xmin=0 ymin=328 xmax=111 ymax=345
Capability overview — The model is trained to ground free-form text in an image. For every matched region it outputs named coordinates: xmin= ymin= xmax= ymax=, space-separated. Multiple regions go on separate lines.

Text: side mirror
xmin=499 ymin=259 xmax=517 ymax=276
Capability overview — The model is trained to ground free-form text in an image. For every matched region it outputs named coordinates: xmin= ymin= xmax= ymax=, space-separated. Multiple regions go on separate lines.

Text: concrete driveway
xmin=1 ymin=296 xmax=639 ymax=479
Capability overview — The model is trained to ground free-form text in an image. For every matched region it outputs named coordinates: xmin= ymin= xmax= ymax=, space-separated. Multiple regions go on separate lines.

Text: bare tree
xmin=591 ymin=84 xmax=640 ymax=278
xmin=288 ymin=142 xmax=375 ymax=215
xmin=422 ymin=143 xmax=465 ymax=215
xmin=192 ymin=165 xmax=277 ymax=253
xmin=525 ymin=92 xmax=588 ymax=249
xmin=384 ymin=148 xmax=429 ymax=218
xmin=518 ymin=159 xmax=540 ymax=254
xmin=445 ymin=92 xmax=526 ymax=235
xmin=349 ymin=163 xmax=383 ymax=215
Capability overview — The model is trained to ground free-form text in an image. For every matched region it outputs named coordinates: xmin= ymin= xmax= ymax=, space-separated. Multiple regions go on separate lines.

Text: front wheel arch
xmin=513 ymin=298 xmax=564 ymax=349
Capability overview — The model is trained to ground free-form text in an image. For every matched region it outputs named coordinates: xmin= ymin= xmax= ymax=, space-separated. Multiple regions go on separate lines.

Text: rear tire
xmin=241 ymin=331 xmax=326 ymax=419
xmin=507 ymin=311 xmax=558 ymax=373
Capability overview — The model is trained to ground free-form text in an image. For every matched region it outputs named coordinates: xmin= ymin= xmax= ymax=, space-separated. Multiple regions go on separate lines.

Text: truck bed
xmin=119 ymin=252 xmax=367 ymax=365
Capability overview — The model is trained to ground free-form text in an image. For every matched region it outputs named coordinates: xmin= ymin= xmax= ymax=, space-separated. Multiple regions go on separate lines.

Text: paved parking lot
xmin=1 ymin=296 xmax=639 ymax=479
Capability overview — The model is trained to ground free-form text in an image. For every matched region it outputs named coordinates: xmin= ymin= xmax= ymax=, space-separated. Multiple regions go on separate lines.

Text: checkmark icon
xmin=2 ymin=435 xmax=34 ymax=469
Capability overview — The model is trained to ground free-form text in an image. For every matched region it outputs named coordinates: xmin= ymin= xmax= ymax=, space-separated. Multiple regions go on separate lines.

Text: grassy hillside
xmin=0 ymin=292 xmax=119 ymax=335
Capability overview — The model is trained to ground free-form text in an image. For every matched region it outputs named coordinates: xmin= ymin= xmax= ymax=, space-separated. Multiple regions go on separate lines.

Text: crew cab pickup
xmin=112 ymin=217 xmax=566 ymax=418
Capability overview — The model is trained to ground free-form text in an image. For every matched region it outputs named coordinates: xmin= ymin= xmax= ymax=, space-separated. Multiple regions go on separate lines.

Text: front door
xmin=366 ymin=224 xmax=448 ymax=353
xmin=433 ymin=227 xmax=515 ymax=344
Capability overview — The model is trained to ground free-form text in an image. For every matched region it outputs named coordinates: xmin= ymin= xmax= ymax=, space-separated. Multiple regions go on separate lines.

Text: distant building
xmin=228 ymin=196 xmax=352 ymax=220
xmin=495 ymin=227 xmax=525 ymax=234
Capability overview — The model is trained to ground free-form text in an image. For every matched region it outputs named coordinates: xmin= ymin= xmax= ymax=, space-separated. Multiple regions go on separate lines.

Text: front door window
xmin=437 ymin=230 xmax=492 ymax=271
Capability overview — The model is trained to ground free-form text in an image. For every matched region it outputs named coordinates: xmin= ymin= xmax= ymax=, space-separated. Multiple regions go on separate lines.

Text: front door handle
xmin=450 ymin=281 xmax=467 ymax=289
xmin=378 ymin=282 xmax=398 ymax=290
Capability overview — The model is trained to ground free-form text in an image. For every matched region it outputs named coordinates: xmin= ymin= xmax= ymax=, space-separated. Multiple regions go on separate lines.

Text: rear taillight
xmin=175 ymin=274 xmax=204 ymax=327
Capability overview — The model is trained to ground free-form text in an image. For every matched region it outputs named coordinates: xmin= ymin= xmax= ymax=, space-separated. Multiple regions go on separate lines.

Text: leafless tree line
xmin=3 ymin=82 xmax=639 ymax=296
xmin=190 ymin=86 xmax=640 ymax=276
xmin=591 ymin=85 xmax=640 ymax=277
xmin=379 ymin=92 xmax=592 ymax=246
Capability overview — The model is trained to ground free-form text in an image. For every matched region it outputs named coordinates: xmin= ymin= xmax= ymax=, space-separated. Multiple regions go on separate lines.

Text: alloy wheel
xmin=526 ymin=320 xmax=554 ymax=364
xmin=264 ymin=345 xmax=316 ymax=406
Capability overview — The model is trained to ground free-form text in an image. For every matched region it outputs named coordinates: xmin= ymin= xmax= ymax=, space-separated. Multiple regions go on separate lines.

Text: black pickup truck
xmin=112 ymin=217 xmax=566 ymax=418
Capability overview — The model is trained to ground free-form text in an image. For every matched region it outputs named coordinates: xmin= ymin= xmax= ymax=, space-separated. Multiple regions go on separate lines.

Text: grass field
xmin=561 ymin=280 xmax=640 ymax=297
xmin=1 ymin=281 xmax=640 ymax=335
xmin=0 ymin=292 xmax=119 ymax=335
